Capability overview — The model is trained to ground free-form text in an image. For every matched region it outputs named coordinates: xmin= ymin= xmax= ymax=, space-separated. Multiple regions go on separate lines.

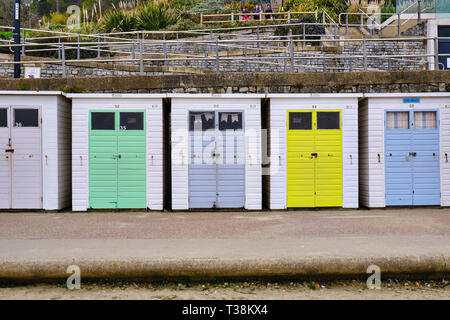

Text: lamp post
xmin=13 ymin=0 xmax=21 ymax=79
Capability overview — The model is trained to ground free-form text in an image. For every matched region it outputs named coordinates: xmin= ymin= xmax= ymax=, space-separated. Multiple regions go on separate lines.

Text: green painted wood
xmin=89 ymin=110 xmax=146 ymax=209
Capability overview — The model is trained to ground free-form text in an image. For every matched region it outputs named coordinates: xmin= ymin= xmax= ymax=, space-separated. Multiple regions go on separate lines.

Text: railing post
xmin=61 ymin=43 xmax=66 ymax=77
xmin=398 ymin=13 xmax=401 ymax=36
xmin=360 ymin=13 xmax=363 ymax=28
xmin=231 ymin=12 xmax=234 ymax=23
xmin=215 ymin=39 xmax=219 ymax=73
xmin=418 ymin=0 xmax=422 ymax=23
xmin=204 ymin=42 xmax=208 ymax=69
xmin=244 ymin=43 xmax=247 ymax=72
xmin=434 ymin=37 xmax=439 ymax=70
xmin=21 ymin=29 xmax=25 ymax=56
xmin=200 ymin=14 xmax=203 ymax=25
xmin=97 ymin=35 xmax=101 ymax=58
xmin=346 ymin=14 xmax=349 ymax=36
xmin=302 ymin=23 xmax=306 ymax=43
xmin=371 ymin=18 xmax=374 ymax=36
xmin=57 ymin=36 xmax=61 ymax=60
xmin=363 ymin=38 xmax=367 ymax=71
xmin=257 ymin=25 xmax=260 ymax=49
xmin=315 ymin=11 xmax=318 ymax=22
xmin=163 ymin=37 xmax=167 ymax=66
xmin=288 ymin=12 xmax=291 ymax=24
xmin=289 ymin=37 xmax=294 ymax=72
xmin=139 ymin=37 xmax=144 ymax=75
xmin=388 ymin=58 xmax=391 ymax=70
xmin=349 ymin=57 xmax=353 ymax=72
xmin=132 ymin=41 xmax=135 ymax=64
xmin=323 ymin=11 xmax=325 ymax=24
xmin=77 ymin=34 xmax=80 ymax=60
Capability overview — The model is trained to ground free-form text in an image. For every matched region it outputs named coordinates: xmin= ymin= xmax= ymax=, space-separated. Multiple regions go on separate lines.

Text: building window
xmin=14 ymin=109 xmax=39 ymax=127
xmin=189 ymin=112 xmax=215 ymax=131
xmin=289 ymin=112 xmax=312 ymax=130
xmin=386 ymin=111 xmax=409 ymax=129
xmin=0 ymin=109 xmax=6 ymax=127
xmin=91 ymin=112 xmax=115 ymax=130
xmin=219 ymin=112 xmax=243 ymax=130
xmin=414 ymin=111 xmax=437 ymax=129
xmin=317 ymin=112 xmax=340 ymax=129
xmin=120 ymin=112 xmax=144 ymax=130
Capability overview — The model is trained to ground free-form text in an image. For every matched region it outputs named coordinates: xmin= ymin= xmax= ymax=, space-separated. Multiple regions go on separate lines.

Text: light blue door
xmin=188 ymin=111 xmax=245 ymax=209
xmin=411 ymin=111 xmax=441 ymax=205
xmin=216 ymin=112 xmax=245 ymax=208
xmin=385 ymin=110 xmax=440 ymax=206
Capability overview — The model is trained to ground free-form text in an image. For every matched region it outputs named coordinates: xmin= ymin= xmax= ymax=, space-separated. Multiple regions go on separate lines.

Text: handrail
xmin=0 ymin=36 xmax=438 ymax=76
xmin=200 ymin=11 xmax=317 ymax=25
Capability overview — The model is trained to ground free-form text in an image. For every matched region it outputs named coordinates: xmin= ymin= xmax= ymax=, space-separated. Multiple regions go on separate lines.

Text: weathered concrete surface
xmin=0 ymin=70 xmax=449 ymax=93
xmin=0 ymin=209 xmax=448 ymax=281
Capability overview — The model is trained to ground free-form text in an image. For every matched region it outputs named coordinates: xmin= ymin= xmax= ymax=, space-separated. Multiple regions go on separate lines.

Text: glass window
xmin=189 ymin=112 xmax=215 ymax=131
xmin=386 ymin=112 xmax=409 ymax=129
xmin=120 ymin=112 xmax=144 ymax=130
xmin=14 ymin=109 xmax=39 ymax=127
xmin=414 ymin=111 xmax=437 ymax=129
xmin=0 ymin=109 xmax=6 ymax=127
xmin=317 ymin=112 xmax=340 ymax=129
xmin=219 ymin=112 xmax=243 ymax=130
xmin=91 ymin=112 xmax=115 ymax=130
xmin=289 ymin=112 xmax=312 ymax=130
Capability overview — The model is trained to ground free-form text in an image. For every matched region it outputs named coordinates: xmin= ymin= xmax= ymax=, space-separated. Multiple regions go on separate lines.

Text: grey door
xmin=188 ymin=111 xmax=245 ymax=209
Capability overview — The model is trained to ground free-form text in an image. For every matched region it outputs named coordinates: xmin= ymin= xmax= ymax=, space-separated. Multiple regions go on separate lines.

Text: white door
xmin=0 ymin=107 xmax=11 ymax=208
xmin=11 ymin=107 xmax=42 ymax=209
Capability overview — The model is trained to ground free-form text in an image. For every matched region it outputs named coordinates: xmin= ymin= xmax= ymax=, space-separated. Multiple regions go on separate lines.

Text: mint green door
xmin=89 ymin=110 xmax=146 ymax=209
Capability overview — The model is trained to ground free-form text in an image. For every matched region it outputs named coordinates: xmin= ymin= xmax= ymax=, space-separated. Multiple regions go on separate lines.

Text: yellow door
xmin=286 ymin=110 xmax=342 ymax=207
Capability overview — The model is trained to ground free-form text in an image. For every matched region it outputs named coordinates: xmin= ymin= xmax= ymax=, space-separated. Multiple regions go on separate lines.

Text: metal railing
xmin=0 ymin=35 xmax=442 ymax=77
xmin=200 ymin=11 xmax=318 ymax=24
xmin=339 ymin=0 xmax=435 ymax=37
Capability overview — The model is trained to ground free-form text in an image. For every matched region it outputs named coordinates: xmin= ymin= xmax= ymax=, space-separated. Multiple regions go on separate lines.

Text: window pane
xmin=91 ymin=112 xmax=115 ymax=130
xmin=0 ymin=109 xmax=6 ymax=127
xmin=120 ymin=112 xmax=144 ymax=130
xmin=189 ymin=112 xmax=215 ymax=131
xmin=317 ymin=112 xmax=340 ymax=129
xmin=289 ymin=112 xmax=312 ymax=130
xmin=14 ymin=109 xmax=38 ymax=127
xmin=414 ymin=111 xmax=437 ymax=129
xmin=219 ymin=112 xmax=243 ymax=130
xmin=386 ymin=112 xmax=409 ymax=129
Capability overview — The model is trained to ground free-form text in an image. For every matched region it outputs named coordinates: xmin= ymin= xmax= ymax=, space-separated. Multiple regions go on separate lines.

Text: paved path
xmin=0 ymin=208 xmax=448 ymax=281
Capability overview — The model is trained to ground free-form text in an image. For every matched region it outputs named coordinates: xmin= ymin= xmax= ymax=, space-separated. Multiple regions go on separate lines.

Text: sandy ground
xmin=0 ymin=280 xmax=448 ymax=300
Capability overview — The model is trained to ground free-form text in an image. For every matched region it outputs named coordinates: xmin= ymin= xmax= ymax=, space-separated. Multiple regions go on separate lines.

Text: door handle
xmin=311 ymin=153 xmax=318 ymax=157
xmin=446 ymin=153 xmax=448 ymax=162
xmin=5 ymin=149 xmax=14 ymax=153
xmin=118 ymin=154 xmax=121 ymax=159
xmin=409 ymin=152 xmax=417 ymax=157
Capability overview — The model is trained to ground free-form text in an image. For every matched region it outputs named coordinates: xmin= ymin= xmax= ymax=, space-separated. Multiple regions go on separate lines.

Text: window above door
xmin=317 ymin=112 xmax=340 ymax=130
xmin=120 ymin=112 xmax=144 ymax=130
xmin=91 ymin=112 xmax=115 ymax=130
xmin=189 ymin=112 xmax=215 ymax=131
xmin=289 ymin=112 xmax=312 ymax=130
xmin=0 ymin=109 xmax=6 ymax=127
xmin=414 ymin=111 xmax=437 ymax=129
xmin=386 ymin=111 xmax=409 ymax=129
xmin=14 ymin=109 xmax=39 ymax=127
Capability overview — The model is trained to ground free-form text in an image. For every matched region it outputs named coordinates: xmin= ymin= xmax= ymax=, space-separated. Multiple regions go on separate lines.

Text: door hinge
xmin=41 ymin=196 xmax=43 ymax=203
xmin=40 ymin=118 xmax=42 ymax=124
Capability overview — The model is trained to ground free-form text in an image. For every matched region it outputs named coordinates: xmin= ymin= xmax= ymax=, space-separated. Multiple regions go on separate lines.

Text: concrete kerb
xmin=0 ymin=255 xmax=448 ymax=283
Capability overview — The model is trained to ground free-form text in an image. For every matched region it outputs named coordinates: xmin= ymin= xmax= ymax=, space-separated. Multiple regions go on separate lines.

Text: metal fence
xmin=0 ymin=34 xmax=445 ymax=77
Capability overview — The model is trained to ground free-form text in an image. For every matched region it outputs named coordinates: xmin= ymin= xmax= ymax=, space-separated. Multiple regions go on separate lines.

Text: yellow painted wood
xmin=286 ymin=110 xmax=342 ymax=207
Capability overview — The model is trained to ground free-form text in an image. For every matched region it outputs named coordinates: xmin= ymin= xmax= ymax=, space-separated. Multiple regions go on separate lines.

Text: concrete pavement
xmin=0 ymin=208 xmax=449 ymax=281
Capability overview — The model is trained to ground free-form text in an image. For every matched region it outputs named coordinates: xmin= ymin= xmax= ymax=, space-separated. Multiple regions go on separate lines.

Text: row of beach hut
xmin=0 ymin=91 xmax=449 ymax=211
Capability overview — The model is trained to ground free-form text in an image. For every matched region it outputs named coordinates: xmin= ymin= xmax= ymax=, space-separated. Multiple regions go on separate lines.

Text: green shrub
xmin=136 ymin=0 xmax=181 ymax=30
xmin=101 ymin=8 xmax=137 ymax=33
